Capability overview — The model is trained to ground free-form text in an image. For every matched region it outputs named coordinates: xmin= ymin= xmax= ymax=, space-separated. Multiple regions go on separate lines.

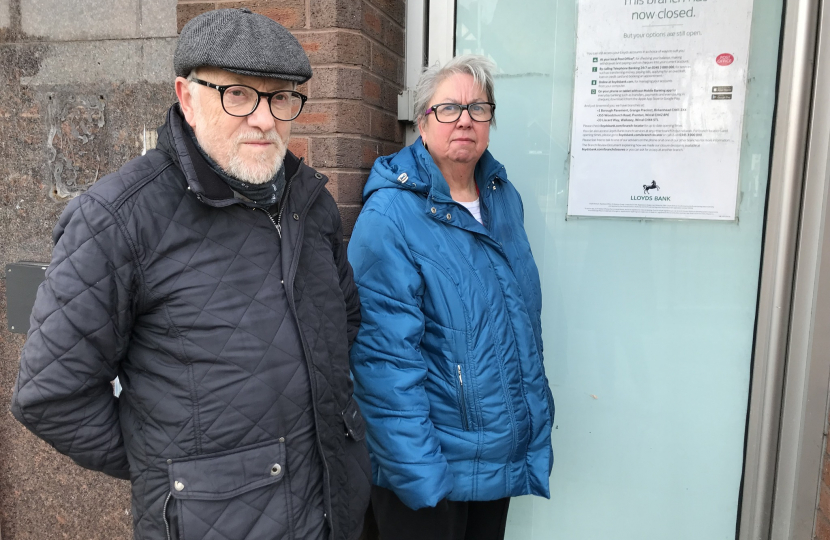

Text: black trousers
xmin=370 ymin=486 xmax=510 ymax=540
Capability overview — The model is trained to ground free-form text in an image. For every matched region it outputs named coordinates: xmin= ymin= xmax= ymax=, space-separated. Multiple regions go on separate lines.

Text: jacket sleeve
xmin=348 ymin=209 xmax=453 ymax=510
xmin=333 ymin=212 xmax=361 ymax=349
xmin=10 ymin=194 xmax=137 ymax=480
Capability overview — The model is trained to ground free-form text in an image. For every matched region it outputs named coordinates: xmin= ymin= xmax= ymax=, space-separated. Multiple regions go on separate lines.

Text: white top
xmin=457 ymin=198 xmax=483 ymax=225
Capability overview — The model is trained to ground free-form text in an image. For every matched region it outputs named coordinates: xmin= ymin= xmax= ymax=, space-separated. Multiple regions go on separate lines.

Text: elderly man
xmin=10 ymin=8 xmax=370 ymax=540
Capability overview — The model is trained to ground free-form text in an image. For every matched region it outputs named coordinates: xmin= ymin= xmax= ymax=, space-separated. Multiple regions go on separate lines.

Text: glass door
xmin=453 ymin=0 xmax=784 ymax=538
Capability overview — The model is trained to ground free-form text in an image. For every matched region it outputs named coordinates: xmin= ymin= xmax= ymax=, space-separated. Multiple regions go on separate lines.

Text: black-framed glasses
xmin=190 ymin=78 xmax=308 ymax=121
xmin=425 ymin=102 xmax=496 ymax=123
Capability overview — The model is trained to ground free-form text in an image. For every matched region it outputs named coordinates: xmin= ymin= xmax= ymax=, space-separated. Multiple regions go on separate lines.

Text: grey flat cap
xmin=175 ymin=8 xmax=312 ymax=83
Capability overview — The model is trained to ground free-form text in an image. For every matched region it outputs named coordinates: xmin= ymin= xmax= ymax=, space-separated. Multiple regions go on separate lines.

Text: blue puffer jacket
xmin=348 ymin=138 xmax=554 ymax=510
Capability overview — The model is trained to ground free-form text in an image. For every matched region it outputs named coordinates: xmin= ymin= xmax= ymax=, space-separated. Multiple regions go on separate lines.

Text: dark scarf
xmin=184 ymin=122 xmax=286 ymax=207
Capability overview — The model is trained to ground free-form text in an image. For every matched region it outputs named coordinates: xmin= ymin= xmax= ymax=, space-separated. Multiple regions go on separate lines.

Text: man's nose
xmin=247 ymin=97 xmax=276 ymax=130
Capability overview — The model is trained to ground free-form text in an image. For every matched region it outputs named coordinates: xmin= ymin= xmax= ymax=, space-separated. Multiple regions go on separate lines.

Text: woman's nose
xmin=456 ymin=109 xmax=474 ymax=126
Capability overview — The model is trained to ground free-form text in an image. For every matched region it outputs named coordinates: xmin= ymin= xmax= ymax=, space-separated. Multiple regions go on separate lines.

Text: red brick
xmin=823 ymin=452 xmax=830 ymax=489
xmin=308 ymin=67 xmax=363 ymax=100
xmin=363 ymin=72 xmax=382 ymax=104
xmin=382 ymin=19 xmax=404 ymax=57
xmin=371 ymin=42 xmax=402 ymax=85
xmin=366 ymin=0 xmax=404 ymax=26
xmin=297 ymin=31 xmax=369 ymax=66
xmin=325 ymin=171 xmax=367 ymax=203
xmin=363 ymin=71 xmax=400 ymax=112
xmin=381 ymin=141 xmax=403 ymax=156
xmin=821 ymin=484 xmax=830 ymax=523
xmin=338 ymin=203 xmax=363 ymax=235
xmin=362 ymin=3 xmax=404 ymax=56
xmin=819 ymin=512 xmax=830 ymax=540
xmin=310 ymin=0 xmax=362 ymax=29
xmin=219 ymin=0 xmax=306 ymax=29
xmin=310 ymin=137 xmax=379 ymax=169
xmin=362 ymin=4 xmax=383 ymax=41
xmin=294 ymin=102 xmax=370 ymax=136
xmin=288 ymin=136 xmax=308 ymax=160
xmin=370 ymin=109 xmax=400 ymax=142
xmin=177 ymin=3 xmax=216 ymax=33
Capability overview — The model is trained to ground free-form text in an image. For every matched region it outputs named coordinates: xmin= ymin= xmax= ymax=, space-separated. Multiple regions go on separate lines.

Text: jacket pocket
xmin=341 ymin=397 xmax=372 ymax=537
xmin=167 ymin=440 xmax=288 ymax=540
xmin=455 ymin=364 xmax=470 ymax=431
xmin=545 ymin=384 xmax=556 ymax=427
xmin=341 ymin=396 xmax=366 ymax=441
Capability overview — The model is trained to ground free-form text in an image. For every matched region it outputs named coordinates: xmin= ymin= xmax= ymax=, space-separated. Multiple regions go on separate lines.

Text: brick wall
xmin=0 ymin=0 xmax=404 ymax=538
xmin=178 ymin=0 xmax=406 ymax=236
xmin=815 ymin=415 xmax=830 ymax=538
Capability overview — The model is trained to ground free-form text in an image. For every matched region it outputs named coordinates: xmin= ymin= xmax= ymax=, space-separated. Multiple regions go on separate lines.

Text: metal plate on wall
xmin=6 ymin=262 xmax=47 ymax=334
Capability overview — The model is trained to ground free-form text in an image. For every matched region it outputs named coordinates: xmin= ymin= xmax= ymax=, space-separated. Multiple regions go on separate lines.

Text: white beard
xmin=190 ymin=89 xmax=288 ymax=185
xmin=224 ymin=131 xmax=288 ymax=184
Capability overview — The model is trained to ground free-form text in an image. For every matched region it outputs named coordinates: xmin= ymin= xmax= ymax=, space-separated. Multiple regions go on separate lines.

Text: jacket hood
xmin=362 ymin=137 xmax=506 ymax=204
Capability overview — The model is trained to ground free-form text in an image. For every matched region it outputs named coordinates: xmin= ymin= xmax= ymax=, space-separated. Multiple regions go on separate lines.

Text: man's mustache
xmin=235 ymin=131 xmax=282 ymax=143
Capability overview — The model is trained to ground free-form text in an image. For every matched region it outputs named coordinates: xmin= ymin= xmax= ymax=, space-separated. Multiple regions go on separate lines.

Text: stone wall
xmin=0 ymin=0 xmax=404 ymax=538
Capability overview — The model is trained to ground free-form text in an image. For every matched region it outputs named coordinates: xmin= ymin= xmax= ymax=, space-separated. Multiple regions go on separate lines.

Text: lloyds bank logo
xmin=632 ymin=180 xmax=671 ymax=201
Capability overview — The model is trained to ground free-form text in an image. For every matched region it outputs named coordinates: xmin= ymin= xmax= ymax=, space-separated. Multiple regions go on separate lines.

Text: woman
xmin=348 ymin=55 xmax=554 ymax=540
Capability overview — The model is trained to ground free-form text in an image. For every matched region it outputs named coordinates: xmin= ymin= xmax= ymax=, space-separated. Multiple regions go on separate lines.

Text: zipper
xmin=162 ymin=491 xmax=172 ymax=540
xmin=262 ymin=208 xmax=281 ymax=238
xmin=457 ymin=364 xmax=470 ymax=431
xmin=256 ymin=173 xmax=295 ymax=238
xmin=277 ymin=173 xmax=336 ymax=537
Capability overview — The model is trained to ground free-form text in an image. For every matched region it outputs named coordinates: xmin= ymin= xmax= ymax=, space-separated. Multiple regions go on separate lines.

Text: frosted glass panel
xmin=455 ymin=1 xmax=782 ymax=538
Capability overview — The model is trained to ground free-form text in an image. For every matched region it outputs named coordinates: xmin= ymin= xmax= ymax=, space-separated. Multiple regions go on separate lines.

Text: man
xmin=10 ymin=8 xmax=371 ymax=540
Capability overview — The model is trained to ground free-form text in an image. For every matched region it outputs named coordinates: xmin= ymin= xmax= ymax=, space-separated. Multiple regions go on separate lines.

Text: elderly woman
xmin=347 ymin=55 xmax=554 ymax=540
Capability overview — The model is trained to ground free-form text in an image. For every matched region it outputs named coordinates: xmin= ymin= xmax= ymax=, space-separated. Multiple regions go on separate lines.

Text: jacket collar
xmin=156 ymin=104 xmax=304 ymax=208
xmin=362 ymin=137 xmax=506 ymax=205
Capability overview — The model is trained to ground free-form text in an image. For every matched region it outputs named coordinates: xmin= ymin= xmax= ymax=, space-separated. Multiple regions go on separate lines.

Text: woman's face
xmin=418 ymin=73 xmax=491 ymax=168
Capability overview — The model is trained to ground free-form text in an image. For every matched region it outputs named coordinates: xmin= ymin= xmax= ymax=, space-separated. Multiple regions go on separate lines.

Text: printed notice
xmin=567 ymin=0 xmax=754 ymax=220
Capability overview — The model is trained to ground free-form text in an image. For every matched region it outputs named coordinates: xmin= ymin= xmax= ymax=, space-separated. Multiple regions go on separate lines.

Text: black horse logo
xmin=643 ymin=181 xmax=660 ymax=194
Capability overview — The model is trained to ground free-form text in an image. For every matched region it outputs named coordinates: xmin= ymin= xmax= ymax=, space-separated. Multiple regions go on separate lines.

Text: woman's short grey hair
xmin=414 ymin=54 xmax=497 ymax=127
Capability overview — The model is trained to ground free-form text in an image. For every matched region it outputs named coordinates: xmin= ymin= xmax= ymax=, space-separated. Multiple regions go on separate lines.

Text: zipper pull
xmin=457 ymin=365 xmax=463 ymax=386
xmin=276 ymin=222 xmax=282 ymax=239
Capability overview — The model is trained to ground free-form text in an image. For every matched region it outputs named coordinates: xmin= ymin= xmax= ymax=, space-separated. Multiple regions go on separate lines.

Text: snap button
xmin=279 ymin=437 xmax=285 ymax=443
xmin=293 ymin=213 xmax=299 ymax=220
xmin=397 ymin=173 xmax=408 ymax=183
xmin=315 ymin=173 xmax=323 ymax=179
xmin=270 ymin=463 xmax=282 ymax=476
xmin=174 ymin=481 xmax=184 ymax=491
xmin=431 ymin=207 xmax=436 ymax=214
xmin=446 ymin=213 xmax=452 ymax=220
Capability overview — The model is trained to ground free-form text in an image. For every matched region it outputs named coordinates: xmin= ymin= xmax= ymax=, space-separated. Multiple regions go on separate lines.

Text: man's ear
xmin=175 ymin=77 xmax=198 ymax=129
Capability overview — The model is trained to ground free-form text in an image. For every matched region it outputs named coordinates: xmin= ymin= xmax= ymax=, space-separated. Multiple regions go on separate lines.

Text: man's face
xmin=176 ymin=66 xmax=293 ymax=184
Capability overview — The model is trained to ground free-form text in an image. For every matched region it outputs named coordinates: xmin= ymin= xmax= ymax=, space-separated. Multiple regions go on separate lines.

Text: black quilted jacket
xmin=11 ymin=105 xmax=371 ymax=540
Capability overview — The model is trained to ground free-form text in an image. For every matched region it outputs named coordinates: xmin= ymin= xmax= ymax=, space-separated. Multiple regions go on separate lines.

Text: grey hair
xmin=414 ymin=54 xmax=497 ymax=128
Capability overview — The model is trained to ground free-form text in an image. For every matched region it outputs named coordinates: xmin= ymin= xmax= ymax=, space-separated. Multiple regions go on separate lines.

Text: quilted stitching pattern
xmin=12 ymin=106 xmax=370 ymax=540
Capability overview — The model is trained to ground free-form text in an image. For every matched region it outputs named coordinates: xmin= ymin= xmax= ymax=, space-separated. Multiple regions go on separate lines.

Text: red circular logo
xmin=716 ymin=53 xmax=735 ymax=66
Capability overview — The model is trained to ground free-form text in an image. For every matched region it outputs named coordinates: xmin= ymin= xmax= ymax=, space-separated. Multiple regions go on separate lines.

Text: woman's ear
xmin=418 ymin=118 xmax=428 ymax=150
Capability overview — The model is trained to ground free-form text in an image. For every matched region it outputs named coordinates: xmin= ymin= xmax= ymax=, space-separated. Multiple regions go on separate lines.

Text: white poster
xmin=567 ymin=0 xmax=754 ymax=220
